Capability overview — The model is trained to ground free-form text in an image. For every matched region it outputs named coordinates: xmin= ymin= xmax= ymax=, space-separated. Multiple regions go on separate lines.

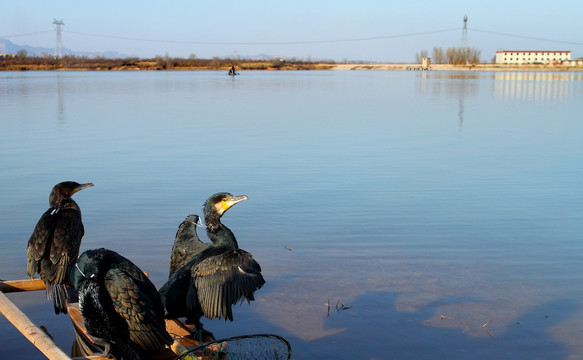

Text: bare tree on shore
xmin=415 ymin=50 xmax=429 ymax=64
xmin=445 ymin=46 xmax=481 ymax=65
xmin=418 ymin=46 xmax=481 ymax=65
xmin=432 ymin=47 xmax=444 ymax=64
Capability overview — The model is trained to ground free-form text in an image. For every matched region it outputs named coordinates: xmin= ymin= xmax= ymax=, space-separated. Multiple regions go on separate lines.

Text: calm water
xmin=1 ymin=70 xmax=582 ymax=359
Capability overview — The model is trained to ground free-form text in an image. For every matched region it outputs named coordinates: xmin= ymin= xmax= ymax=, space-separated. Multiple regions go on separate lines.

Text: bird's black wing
xmin=170 ymin=215 xmax=209 ymax=277
xmin=27 ymin=209 xmax=54 ymax=278
xmin=192 ymin=249 xmax=265 ymax=321
xmin=104 ymin=260 xmax=172 ymax=352
xmin=77 ymin=277 xmax=143 ymax=360
xmin=46 ymin=207 xmax=84 ymax=284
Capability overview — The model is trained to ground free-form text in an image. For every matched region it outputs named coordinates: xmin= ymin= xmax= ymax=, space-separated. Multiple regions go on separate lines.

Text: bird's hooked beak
xmin=220 ymin=194 xmax=248 ymax=213
xmin=72 ymin=183 xmax=94 ymax=195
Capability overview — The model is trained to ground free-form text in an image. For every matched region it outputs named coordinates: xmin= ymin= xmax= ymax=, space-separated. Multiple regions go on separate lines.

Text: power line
xmin=63 ymin=28 xmax=460 ymax=46
xmin=3 ymin=27 xmax=581 ymax=47
xmin=0 ymin=30 xmax=53 ymax=38
xmin=470 ymin=28 xmax=583 ymax=46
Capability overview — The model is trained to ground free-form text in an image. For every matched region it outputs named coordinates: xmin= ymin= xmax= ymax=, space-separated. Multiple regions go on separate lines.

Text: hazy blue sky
xmin=1 ymin=0 xmax=582 ymax=62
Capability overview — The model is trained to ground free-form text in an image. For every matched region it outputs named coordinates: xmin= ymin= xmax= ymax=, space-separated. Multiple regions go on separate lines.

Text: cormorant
xmin=27 ymin=181 xmax=94 ymax=314
xmin=159 ymin=193 xmax=265 ymax=333
xmin=169 ymin=215 xmax=208 ymax=278
xmin=71 ymin=248 xmax=179 ymax=359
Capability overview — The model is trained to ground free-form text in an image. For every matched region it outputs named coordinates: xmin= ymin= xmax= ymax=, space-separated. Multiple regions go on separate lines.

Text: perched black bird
xmin=71 ymin=248 xmax=177 ymax=360
xmin=169 ymin=215 xmax=208 ymax=278
xmin=159 ymin=193 xmax=265 ymax=333
xmin=27 ymin=181 xmax=94 ymax=314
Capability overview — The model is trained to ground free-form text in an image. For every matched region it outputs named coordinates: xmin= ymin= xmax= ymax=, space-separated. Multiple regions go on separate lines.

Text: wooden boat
xmin=0 ymin=279 xmax=218 ymax=360
xmin=1 ymin=278 xmax=291 ymax=360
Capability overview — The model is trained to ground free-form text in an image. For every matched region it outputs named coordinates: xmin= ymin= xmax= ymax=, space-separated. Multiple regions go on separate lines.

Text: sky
xmin=1 ymin=0 xmax=582 ymax=62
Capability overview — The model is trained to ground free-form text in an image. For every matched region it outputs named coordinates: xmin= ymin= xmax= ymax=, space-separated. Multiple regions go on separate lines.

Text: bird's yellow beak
xmin=221 ymin=194 xmax=248 ymax=212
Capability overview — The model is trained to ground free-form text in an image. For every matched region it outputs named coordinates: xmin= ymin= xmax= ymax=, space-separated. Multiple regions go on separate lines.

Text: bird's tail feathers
xmin=46 ymin=283 xmax=74 ymax=314
xmin=111 ymin=341 xmax=142 ymax=360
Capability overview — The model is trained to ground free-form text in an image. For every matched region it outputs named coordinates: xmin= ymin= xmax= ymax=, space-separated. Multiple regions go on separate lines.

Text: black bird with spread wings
xmin=71 ymin=248 xmax=181 ymax=360
xmin=27 ymin=181 xmax=94 ymax=314
xmin=159 ymin=193 xmax=265 ymax=333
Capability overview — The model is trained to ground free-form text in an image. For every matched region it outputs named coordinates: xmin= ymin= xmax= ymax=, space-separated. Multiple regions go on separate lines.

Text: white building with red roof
xmin=495 ymin=50 xmax=571 ymax=65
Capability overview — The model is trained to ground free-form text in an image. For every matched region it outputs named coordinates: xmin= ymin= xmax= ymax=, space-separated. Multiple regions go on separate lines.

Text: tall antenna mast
xmin=462 ymin=15 xmax=468 ymax=49
xmin=53 ymin=19 xmax=64 ymax=59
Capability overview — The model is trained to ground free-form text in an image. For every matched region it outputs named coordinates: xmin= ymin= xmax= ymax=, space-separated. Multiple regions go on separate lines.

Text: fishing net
xmin=175 ymin=334 xmax=292 ymax=360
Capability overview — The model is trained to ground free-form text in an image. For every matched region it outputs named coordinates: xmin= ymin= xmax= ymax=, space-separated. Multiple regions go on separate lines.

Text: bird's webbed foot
xmin=96 ymin=343 xmax=113 ymax=359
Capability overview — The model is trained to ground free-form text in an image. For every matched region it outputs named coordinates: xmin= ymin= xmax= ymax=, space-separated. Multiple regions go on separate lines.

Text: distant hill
xmin=0 ymin=37 xmax=344 ymax=62
xmin=0 ymin=38 xmax=128 ymax=58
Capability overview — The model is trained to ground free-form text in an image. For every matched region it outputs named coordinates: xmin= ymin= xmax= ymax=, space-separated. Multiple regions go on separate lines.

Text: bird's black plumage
xmin=71 ymin=248 xmax=174 ymax=359
xmin=27 ymin=181 xmax=93 ymax=314
xmin=159 ymin=193 xmax=265 ymax=331
xmin=169 ymin=215 xmax=208 ymax=278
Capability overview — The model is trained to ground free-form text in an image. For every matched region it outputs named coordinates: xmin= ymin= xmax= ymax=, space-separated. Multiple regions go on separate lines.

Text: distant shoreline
xmin=1 ymin=60 xmax=582 ymax=72
xmin=331 ymin=63 xmax=583 ymax=72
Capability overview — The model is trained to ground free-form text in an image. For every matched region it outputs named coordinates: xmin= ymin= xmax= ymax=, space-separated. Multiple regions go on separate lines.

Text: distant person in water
xmin=229 ymin=66 xmax=237 ymax=75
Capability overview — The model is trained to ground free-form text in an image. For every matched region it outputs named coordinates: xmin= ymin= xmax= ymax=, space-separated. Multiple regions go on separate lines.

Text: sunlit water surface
xmin=1 ymin=70 xmax=582 ymax=359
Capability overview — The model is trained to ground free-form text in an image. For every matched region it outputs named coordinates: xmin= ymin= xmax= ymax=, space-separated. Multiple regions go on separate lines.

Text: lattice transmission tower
xmin=461 ymin=15 xmax=468 ymax=49
xmin=53 ymin=19 xmax=64 ymax=59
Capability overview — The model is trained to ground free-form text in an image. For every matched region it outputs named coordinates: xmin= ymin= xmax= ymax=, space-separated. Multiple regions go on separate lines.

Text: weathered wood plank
xmin=0 ymin=279 xmax=46 ymax=293
xmin=0 ymin=290 xmax=71 ymax=360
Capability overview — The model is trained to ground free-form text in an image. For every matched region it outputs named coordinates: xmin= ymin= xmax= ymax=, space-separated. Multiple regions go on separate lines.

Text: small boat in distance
xmin=228 ymin=66 xmax=239 ymax=76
